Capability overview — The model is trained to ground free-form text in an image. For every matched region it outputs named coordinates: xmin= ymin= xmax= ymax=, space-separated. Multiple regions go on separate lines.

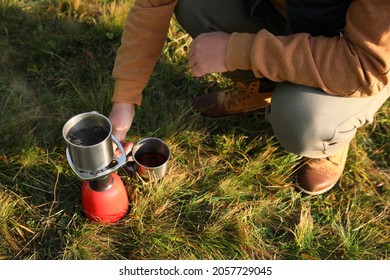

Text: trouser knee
xmin=266 ymin=84 xmax=336 ymax=158
xmin=174 ymin=0 xmax=207 ymax=37
xmin=265 ymin=83 xmax=389 ymax=158
xmin=174 ymin=0 xmax=285 ymax=37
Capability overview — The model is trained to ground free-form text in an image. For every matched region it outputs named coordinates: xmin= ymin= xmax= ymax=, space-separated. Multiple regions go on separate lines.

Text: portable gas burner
xmin=63 ymin=112 xmax=128 ymax=223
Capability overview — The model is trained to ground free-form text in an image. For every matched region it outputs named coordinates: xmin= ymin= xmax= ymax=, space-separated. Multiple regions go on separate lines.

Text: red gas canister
xmin=81 ymin=173 xmax=128 ymax=223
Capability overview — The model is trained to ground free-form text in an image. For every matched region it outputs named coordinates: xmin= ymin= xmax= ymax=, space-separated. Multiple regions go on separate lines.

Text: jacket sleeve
xmin=112 ymin=0 xmax=177 ymax=105
xmin=226 ymin=0 xmax=390 ymax=97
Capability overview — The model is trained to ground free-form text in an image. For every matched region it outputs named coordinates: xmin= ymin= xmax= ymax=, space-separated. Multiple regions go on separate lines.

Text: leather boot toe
xmin=296 ymin=144 xmax=349 ymax=195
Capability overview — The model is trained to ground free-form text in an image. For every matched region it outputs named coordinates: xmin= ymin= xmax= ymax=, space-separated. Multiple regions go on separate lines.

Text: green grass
xmin=0 ymin=0 xmax=389 ymax=260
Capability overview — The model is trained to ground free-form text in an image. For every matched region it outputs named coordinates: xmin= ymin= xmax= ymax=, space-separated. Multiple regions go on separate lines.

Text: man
xmin=109 ymin=0 xmax=390 ymax=195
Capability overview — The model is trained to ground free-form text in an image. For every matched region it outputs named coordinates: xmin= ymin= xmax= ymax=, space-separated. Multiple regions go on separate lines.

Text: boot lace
xmin=225 ymin=81 xmax=258 ymax=105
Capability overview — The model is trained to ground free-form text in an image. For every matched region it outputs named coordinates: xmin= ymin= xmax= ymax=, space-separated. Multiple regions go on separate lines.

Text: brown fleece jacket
xmin=112 ymin=0 xmax=390 ymax=106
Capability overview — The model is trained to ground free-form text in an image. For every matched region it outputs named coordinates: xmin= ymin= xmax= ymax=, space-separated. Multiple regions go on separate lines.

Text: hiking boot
xmin=192 ymin=80 xmax=273 ymax=118
xmin=296 ymin=144 xmax=350 ymax=195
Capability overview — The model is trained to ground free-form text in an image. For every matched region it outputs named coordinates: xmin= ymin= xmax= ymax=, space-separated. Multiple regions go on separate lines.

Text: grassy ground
xmin=0 ymin=0 xmax=389 ymax=260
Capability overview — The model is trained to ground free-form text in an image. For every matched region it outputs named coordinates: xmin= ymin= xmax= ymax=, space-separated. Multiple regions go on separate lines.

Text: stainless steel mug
xmin=127 ymin=137 xmax=170 ymax=180
xmin=63 ymin=111 xmax=126 ymax=180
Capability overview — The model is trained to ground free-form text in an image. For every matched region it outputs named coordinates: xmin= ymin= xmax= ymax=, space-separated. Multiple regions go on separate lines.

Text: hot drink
xmin=66 ymin=125 xmax=108 ymax=146
xmin=127 ymin=137 xmax=170 ymax=179
xmin=136 ymin=152 xmax=167 ymax=167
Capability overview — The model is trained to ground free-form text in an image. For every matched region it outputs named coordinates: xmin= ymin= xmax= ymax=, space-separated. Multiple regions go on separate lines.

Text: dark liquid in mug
xmin=136 ymin=152 xmax=167 ymax=167
xmin=66 ymin=125 xmax=108 ymax=146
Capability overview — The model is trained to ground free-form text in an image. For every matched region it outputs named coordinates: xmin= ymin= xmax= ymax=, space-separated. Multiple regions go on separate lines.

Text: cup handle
xmin=111 ymin=134 xmax=126 ymax=168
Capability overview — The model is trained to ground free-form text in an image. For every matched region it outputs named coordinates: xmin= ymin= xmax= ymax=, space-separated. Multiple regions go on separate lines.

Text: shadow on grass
xmin=0 ymin=2 xmax=125 ymax=259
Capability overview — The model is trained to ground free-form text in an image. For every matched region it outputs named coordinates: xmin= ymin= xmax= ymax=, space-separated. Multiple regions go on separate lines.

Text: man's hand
xmin=109 ymin=102 xmax=135 ymax=156
xmin=188 ymin=31 xmax=230 ymax=77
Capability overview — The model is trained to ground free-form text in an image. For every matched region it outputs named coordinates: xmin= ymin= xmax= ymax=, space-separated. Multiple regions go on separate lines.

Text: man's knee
xmin=175 ymin=0 xmax=280 ymax=36
xmin=175 ymin=0 xmax=207 ymax=37
xmin=267 ymin=83 xmax=389 ymax=158
xmin=266 ymin=83 xmax=342 ymax=158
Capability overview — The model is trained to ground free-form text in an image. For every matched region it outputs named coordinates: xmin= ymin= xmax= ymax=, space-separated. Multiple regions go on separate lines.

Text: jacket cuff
xmin=111 ymin=80 xmax=143 ymax=106
xmin=226 ymin=32 xmax=256 ymax=71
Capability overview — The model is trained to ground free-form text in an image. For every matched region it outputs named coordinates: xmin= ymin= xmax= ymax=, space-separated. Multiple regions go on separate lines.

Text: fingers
xmin=108 ymin=103 xmax=135 ymax=143
xmin=187 ymin=34 xmax=215 ymax=77
xmin=188 ymin=38 xmax=202 ymax=76
xmin=109 ymin=102 xmax=136 ymax=156
xmin=189 ymin=65 xmax=204 ymax=77
xmin=187 ymin=32 xmax=230 ymax=77
xmin=111 ymin=128 xmax=127 ymax=154
xmin=122 ymin=142 xmax=134 ymax=155
xmin=188 ymin=52 xmax=203 ymax=77
xmin=114 ymin=141 xmax=134 ymax=157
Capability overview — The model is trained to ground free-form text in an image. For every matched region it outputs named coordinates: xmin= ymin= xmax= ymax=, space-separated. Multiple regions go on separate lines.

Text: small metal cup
xmin=63 ymin=111 xmax=126 ymax=180
xmin=127 ymin=137 xmax=170 ymax=180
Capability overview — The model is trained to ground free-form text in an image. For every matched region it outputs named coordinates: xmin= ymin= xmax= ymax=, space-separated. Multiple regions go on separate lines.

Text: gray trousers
xmin=175 ymin=0 xmax=389 ymax=158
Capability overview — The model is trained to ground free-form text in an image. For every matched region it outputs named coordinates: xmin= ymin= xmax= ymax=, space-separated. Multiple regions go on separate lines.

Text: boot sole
xmin=295 ymin=181 xmax=338 ymax=195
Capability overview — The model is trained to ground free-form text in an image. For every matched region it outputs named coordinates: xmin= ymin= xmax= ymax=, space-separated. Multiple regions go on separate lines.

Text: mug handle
xmin=111 ymin=134 xmax=127 ymax=168
xmin=67 ymin=135 xmax=127 ymax=181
